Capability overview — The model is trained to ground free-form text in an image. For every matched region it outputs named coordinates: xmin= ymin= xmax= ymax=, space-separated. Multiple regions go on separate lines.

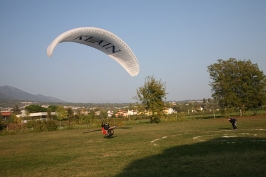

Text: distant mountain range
xmin=0 ymin=86 xmax=65 ymax=103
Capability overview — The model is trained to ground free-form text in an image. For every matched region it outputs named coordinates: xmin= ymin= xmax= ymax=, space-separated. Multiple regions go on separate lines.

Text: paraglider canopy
xmin=47 ymin=27 xmax=139 ymax=76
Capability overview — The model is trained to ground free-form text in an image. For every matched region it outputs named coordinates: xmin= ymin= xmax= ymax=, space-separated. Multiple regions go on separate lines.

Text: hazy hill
xmin=0 ymin=85 xmax=65 ymax=103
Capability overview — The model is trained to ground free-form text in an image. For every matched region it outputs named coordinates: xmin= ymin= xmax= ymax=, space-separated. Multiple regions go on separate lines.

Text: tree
xmin=0 ymin=113 xmax=3 ymax=122
xmin=207 ymin=58 xmax=266 ymax=116
xmin=47 ymin=108 xmax=52 ymax=121
xmin=134 ymin=76 xmax=167 ymax=123
xmin=87 ymin=110 xmax=96 ymax=126
xmin=55 ymin=106 xmax=68 ymax=128
xmin=66 ymin=108 xmax=74 ymax=127
xmin=11 ymin=105 xmax=21 ymax=114
xmin=100 ymin=108 xmax=108 ymax=119
xmin=25 ymin=104 xmax=47 ymax=113
xmin=48 ymin=105 xmax=58 ymax=112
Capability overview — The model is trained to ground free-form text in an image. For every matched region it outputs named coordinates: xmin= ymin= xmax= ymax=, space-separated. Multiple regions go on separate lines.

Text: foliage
xmin=13 ymin=114 xmax=22 ymax=124
xmin=0 ymin=122 xmax=6 ymax=131
xmin=11 ymin=105 xmax=21 ymax=114
xmin=48 ymin=105 xmax=58 ymax=112
xmin=6 ymin=114 xmax=14 ymax=123
xmin=55 ymin=106 xmax=68 ymax=121
xmin=208 ymin=58 xmax=266 ymax=116
xmin=99 ymin=109 xmax=108 ymax=118
xmin=46 ymin=121 xmax=58 ymax=131
xmin=46 ymin=108 xmax=52 ymax=121
xmin=25 ymin=104 xmax=47 ymax=113
xmin=65 ymin=108 xmax=74 ymax=127
xmin=134 ymin=76 xmax=167 ymax=123
xmin=26 ymin=120 xmax=57 ymax=132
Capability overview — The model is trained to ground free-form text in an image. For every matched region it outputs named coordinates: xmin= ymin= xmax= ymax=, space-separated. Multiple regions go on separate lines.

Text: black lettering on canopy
xmin=73 ymin=35 xmax=83 ymax=40
xmin=106 ymin=45 xmax=121 ymax=53
xmin=102 ymin=43 xmax=111 ymax=47
xmin=97 ymin=40 xmax=103 ymax=45
xmin=84 ymin=37 xmax=93 ymax=42
xmin=73 ymin=35 xmax=91 ymax=41
xmin=73 ymin=35 xmax=121 ymax=53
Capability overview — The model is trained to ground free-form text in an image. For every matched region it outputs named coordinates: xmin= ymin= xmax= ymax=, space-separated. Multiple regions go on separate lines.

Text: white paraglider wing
xmin=47 ymin=27 xmax=139 ymax=76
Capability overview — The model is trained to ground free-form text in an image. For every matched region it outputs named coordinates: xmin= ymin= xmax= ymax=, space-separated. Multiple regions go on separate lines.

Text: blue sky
xmin=0 ymin=0 xmax=265 ymax=103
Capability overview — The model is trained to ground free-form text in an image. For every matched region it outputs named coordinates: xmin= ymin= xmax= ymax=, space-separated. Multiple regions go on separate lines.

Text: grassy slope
xmin=0 ymin=116 xmax=266 ymax=177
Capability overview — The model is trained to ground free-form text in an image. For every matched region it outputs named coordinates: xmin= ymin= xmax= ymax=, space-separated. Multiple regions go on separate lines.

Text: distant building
xmin=115 ymin=110 xmax=128 ymax=117
xmin=0 ymin=111 xmax=12 ymax=119
xmin=164 ymin=108 xmax=174 ymax=115
xmin=16 ymin=110 xmax=55 ymax=119
xmin=127 ymin=109 xmax=137 ymax=116
xmin=107 ymin=110 xmax=113 ymax=118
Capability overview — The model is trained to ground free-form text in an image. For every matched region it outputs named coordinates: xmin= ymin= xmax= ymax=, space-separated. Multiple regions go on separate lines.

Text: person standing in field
xmin=228 ymin=118 xmax=237 ymax=130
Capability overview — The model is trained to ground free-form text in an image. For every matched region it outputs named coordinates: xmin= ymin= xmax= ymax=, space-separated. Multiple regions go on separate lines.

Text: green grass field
xmin=1 ymin=116 xmax=266 ymax=177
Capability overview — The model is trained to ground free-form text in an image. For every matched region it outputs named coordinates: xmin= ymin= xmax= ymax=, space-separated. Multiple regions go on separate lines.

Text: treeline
xmin=1 ymin=100 xmax=265 ymax=134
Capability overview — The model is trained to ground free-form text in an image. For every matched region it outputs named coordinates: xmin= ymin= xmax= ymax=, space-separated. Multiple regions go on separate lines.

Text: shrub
xmin=46 ymin=120 xmax=57 ymax=131
xmin=26 ymin=120 xmax=57 ymax=132
xmin=0 ymin=122 xmax=7 ymax=131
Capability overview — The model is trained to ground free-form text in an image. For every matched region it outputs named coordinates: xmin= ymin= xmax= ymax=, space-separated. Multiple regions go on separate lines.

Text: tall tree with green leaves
xmin=134 ymin=76 xmax=167 ymax=123
xmin=207 ymin=58 xmax=266 ymax=116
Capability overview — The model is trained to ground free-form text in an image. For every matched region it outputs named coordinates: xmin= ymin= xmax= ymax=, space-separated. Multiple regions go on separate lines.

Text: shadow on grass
xmin=116 ymin=126 xmax=132 ymax=129
xmin=83 ymin=126 xmax=132 ymax=134
xmin=115 ymin=137 xmax=266 ymax=177
xmin=194 ymin=115 xmax=224 ymax=119
xmin=82 ymin=129 xmax=101 ymax=134
xmin=103 ymin=135 xmax=116 ymax=139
